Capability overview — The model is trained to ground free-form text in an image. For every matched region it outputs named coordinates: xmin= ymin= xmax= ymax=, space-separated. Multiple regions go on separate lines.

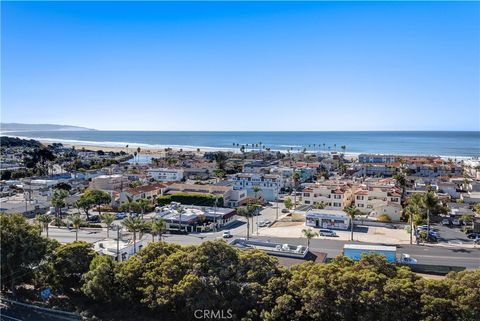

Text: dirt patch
xmin=270 ymin=221 xmax=304 ymax=228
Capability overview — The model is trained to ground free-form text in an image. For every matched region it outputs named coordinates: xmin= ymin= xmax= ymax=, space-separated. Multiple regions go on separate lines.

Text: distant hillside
xmin=0 ymin=136 xmax=42 ymax=148
xmin=0 ymin=123 xmax=96 ymax=132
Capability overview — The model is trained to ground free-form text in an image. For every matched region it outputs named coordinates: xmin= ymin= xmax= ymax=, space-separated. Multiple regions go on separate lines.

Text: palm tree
xmin=150 ymin=218 xmax=166 ymax=242
xmin=302 ymin=228 xmax=318 ymax=248
xmin=246 ymin=203 xmax=258 ymax=236
xmin=53 ymin=216 xmax=63 ymax=228
xmin=125 ymin=144 xmax=129 ymax=154
xmin=422 ymin=191 xmax=439 ymax=238
xmin=69 ymin=214 xmax=83 ymax=242
xmin=344 ymin=206 xmax=359 ymax=241
xmin=313 ymin=202 xmax=326 ymax=209
xmin=292 ymin=172 xmax=301 ymax=209
xmin=36 ymin=214 xmax=52 ymax=237
xmin=137 ymin=199 xmax=150 ymax=219
xmin=236 ymin=207 xmax=251 ymax=240
xmin=394 ymin=173 xmax=407 ymax=205
xmin=100 ymin=213 xmax=115 ymax=238
xmin=51 ymin=189 xmax=69 ymax=216
xmin=177 ymin=207 xmax=186 ymax=232
xmin=122 ymin=216 xmax=144 ymax=253
xmin=404 ymin=203 xmax=419 ymax=245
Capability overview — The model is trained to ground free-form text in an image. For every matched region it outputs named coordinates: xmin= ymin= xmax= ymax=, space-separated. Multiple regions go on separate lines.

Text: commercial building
xmin=305 ymin=209 xmax=350 ymax=230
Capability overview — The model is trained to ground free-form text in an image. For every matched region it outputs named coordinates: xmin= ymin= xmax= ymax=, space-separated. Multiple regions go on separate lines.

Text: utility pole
xmin=213 ymin=196 xmax=219 ymax=232
xmin=115 ymin=225 xmax=121 ymax=262
xmin=276 ymin=186 xmax=279 ymax=220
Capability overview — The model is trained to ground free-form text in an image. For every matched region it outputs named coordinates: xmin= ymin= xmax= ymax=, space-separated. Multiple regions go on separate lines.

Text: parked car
xmin=87 ymin=215 xmax=100 ymax=223
xmin=116 ymin=212 xmax=127 ymax=220
xmin=467 ymin=232 xmax=480 ymax=239
xmin=319 ymin=229 xmax=337 ymax=237
xmin=258 ymin=219 xmax=271 ymax=227
xmin=399 ymin=253 xmax=417 ymax=265
xmin=473 ymin=236 xmax=480 ymax=245
xmin=281 ymin=209 xmax=290 ymax=213
xmin=441 ymin=219 xmax=451 ymax=226
xmin=452 ymin=219 xmax=461 ymax=226
xmin=222 ymin=230 xmax=232 ymax=238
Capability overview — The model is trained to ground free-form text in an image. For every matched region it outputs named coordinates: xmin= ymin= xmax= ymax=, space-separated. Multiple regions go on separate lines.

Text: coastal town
xmin=2 ymin=136 xmax=479 ymax=269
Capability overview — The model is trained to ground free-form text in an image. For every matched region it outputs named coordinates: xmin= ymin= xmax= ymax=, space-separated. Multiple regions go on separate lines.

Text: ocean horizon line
xmin=2 ymin=133 xmax=478 ymax=160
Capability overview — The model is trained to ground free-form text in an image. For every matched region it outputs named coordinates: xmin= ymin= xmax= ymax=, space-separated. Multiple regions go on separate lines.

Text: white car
xmin=452 ymin=219 xmax=461 ymax=226
xmin=222 ymin=230 xmax=232 ymax=238
xmin=399 ymin=253 xmax=417 ymax=265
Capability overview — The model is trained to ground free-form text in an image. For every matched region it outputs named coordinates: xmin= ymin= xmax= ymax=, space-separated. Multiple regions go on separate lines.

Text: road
xmin=44 ymin=204 xmax=480 ymax=269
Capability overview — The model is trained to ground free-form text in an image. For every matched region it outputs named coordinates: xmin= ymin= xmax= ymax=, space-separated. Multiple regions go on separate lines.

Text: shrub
xmin=377 ymin=214 xmax=392 ymax=222
xmin=157 ymin=193 xmax=223 ymax=207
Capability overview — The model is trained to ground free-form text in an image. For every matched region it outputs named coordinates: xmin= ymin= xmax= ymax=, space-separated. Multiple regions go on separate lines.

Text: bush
xmin=377 ymin=214 xmax=392 ymax=222
xmin=157 ymin=192 xmax=223 ymax=207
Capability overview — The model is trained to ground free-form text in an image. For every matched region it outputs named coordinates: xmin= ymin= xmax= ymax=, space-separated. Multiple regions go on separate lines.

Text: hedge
xmin=157 ymin=193 xmax=224 ymax=207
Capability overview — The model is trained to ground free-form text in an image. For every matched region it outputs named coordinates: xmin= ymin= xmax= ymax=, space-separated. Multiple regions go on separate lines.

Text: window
xmin=304 ymin=193 xmax=310 ymax=197
xmin=358 ymin=204 xmax=364 ymax=207
xmin=305 ymin=200 xmax=310 ymax=204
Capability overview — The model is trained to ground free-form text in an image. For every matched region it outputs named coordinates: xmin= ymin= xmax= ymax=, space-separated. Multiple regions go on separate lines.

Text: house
xmin=118 ymin=183 xmax=168 ymax=203
xmin=228 ymin=173 xmax=284 ymax=201
xmin=305 ymin=209 xmax=351 ymax=230
xmin=93 ymin=238 xmax=145 ymax=262
xmin=301 ymin=182 xmax=354 ymax=210
xmin=369 ymin=202 xmax=403 ymax=221
xmin=147 ymin=168 xmax=184 ymax=182
xmin=460 ymin=192 xmax=480 ymax=205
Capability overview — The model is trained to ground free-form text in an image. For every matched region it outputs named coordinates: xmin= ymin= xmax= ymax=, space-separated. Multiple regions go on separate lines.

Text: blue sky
xmin=2 ymin=1 xmax=479 ymax=131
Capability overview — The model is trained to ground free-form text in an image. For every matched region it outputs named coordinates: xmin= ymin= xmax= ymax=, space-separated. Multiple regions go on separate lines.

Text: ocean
xmin=2 ymin=131 xmax=479 ymax=158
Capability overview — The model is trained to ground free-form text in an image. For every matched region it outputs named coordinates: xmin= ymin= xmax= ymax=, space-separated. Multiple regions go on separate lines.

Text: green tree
xmin=47 ymin=241 xmax=96 ymax=292
xmin=100 ymin=213 xmax=116 ymax=238
xmin=284 ymin=197 xmax=293 ymax=210
xmin=236 ymin=207 xmax=251 ymax=240
xmin=82 ymin=255 xmax=117 ymax=302
xmin=313 ymin=201 xmax=326 ymax=209
xmin=344 ymin=205 xmax=359 ymax=241
xmin=422 ymin=191 xmax=439 ymax=237
xmin=51 ymin=189 xmax=69 ymax=216
xmin=1 ymin=214 xmax=54 ymax=292
xmin=136 ymin=198 xmax=150 ymax=219
xmin=69 ymin=213 xmax=83 ymax=241
xmin=149 ymin=218 xmax=166 ymax=242
xmin=301 ymin=228 xmax=318 ymax=248
xmin=36 ymin=214 xmax=52 ymax=237
xmin=122 ymin=216 xmax=144 ymax=253
xmin=292 ymin=172 xmax=301 ymax=209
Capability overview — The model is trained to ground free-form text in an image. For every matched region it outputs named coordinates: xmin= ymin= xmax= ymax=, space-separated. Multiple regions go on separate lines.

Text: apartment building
xmin=301 ymin=182 xmax=354 ymax=210
xmin=228 ymin=173 xmax=283 ymax=201
xmin=148 ymin=168 xmax=184 ymax=182
xmin=90 ymin=174 xmax=130 ymax=191
xmin=354 ymin=186 xmax=402 ymax=220
xmin=358 ymin=154 xmax=397 ymax=164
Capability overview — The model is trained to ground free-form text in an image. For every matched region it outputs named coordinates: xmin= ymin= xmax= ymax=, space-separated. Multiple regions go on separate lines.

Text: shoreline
xmin=2 ymin=134 xmax=478 ymax=160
